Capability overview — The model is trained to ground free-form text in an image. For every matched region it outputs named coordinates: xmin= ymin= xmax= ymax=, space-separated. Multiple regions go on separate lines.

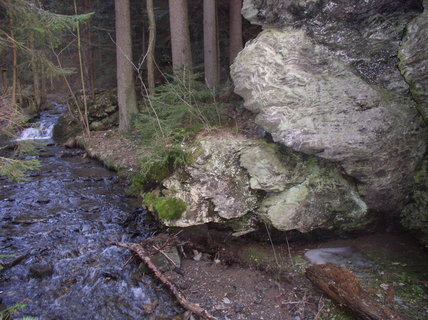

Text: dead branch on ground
xmin=112 ymin=236 xmax=218 ymax=320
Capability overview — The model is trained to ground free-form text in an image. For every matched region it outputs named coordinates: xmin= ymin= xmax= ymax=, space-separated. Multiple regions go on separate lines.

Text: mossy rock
xmin=144 ymin=192 xmax=187 ymax=220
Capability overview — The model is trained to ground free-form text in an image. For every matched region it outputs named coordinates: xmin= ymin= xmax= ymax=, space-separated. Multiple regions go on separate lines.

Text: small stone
xmin=29 ymin=263 xmax=54 ymax=279
xmin=223 ymin=297 xmax=231 ymax=304
xmin=193 ymin=250 xmax=202 ymax=261
xmin=234 ymin=305 xmax=244 ymax=313
xmin=380 ymin=283 xmax=389 ymax=291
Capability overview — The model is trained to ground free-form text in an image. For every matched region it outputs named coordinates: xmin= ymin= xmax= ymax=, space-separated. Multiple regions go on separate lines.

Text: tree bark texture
xmin=305 ymin=263 xmax=405 ymax=320
xmin=84 ymin=0 xmax=95 ymax=98
xmin=75 ymin=0 xmax=91 ymax=137
xmin=204 ymin=0 xmax=219 ymax=88
xmin=229 ymin=0 xmax=243 ymax=65
xmin=29 ymin=33 xmax=42 ymax=110
xmin=11 ymin=28 xmax=17 ymax=106
xmin=1 ymin=69 xmax=8 ymax=94
xmin=146 ymin=0 xmax=156 ymax=94
xmin=115 ymin=0 xmax=138 ymax=132
xmin=168 ymin=0 xmax=192 ymax=74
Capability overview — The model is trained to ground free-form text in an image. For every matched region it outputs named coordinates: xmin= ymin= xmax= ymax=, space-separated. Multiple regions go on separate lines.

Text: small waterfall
xmin=17 ymin=103 xmax=66 ymax=141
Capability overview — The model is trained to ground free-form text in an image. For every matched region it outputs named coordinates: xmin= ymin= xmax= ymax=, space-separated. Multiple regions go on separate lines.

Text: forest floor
xmin=69 ymin=129 xmax=428 ymax=320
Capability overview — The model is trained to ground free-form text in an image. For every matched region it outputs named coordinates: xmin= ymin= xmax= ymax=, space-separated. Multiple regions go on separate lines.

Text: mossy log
xmin=305 ymin=263 xmax=404 ymax=320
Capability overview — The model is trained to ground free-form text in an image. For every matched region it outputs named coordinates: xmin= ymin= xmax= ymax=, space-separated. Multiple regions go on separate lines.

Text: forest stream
xmin=0 ymin=106 xmax=181 ymax=319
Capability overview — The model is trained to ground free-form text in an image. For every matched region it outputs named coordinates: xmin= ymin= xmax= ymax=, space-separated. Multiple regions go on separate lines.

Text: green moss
xmin=144 ymin=192 xmax=186 ymax=220
xmin=155 ymin=197 xmax=187 ymax=220
xmin=143 ymin=192 xmax=158 ymax=212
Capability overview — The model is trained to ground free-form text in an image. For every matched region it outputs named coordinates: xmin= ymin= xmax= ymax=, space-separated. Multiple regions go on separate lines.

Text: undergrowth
xmin=130 ymin=73 xmax=230 ymax=193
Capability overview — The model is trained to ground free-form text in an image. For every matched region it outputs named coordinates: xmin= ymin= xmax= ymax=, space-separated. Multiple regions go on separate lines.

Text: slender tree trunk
xmin=32 ymin=0 xmax=44 ymax=109
xmin=229 ymin=0 xmax=243 ymax=65
xmin=168 ymin=0 xmax=192 ymax=74
xmin=146 ymin=0 xmax=156 ymax=94
xmin=11 ymin=28 xmax=17 ymax=106
xmin=74 ymin=0 xmax=90 ymax=137
xmin=1 ymin=69 xmax=8 ymax=94
xmin=115 ymin=0 xmax=138 ymax=132
xmin=204 ymin=0 xmax=219 ymax=88
xmin=84 ymin=0 xmax=95 ymax=98
xmin=29 ymin=33 xmax=42 ymax=110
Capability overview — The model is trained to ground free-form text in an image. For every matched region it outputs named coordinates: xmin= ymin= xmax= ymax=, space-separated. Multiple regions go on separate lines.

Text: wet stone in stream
xmin=0 ymin=143 xmax=181 ymax=319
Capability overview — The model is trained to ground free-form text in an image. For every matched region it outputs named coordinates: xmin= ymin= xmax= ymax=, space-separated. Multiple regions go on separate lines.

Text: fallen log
xmin=112 ymin=241 xmax=219 ymax=320
xmin=305 ymin=263 xmax=404 ymax=320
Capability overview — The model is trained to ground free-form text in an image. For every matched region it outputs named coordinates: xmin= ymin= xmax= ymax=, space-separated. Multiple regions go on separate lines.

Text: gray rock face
xmin=241 ymin=143 xmax=368 ymax=232
xmin=161 ymin=132 xmax=258 ymax=227
xmin=159 ymin=132 xmax=369 ymax=233
xmin=399 ymin=0 xmax=428 ymax=119
xmin=242 ymin=0 xmax=422 ymax=95
xmin=232 ymin=2 xmax=427 ymax=213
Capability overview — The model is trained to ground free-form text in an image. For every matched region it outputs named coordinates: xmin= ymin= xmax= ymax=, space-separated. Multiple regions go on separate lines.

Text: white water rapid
xmin=17 ymin=103 xmax=65 ymax=141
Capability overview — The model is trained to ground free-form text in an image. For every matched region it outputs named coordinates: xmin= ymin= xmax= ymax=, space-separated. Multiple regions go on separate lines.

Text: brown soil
xmin=75 ymin=129 xmax=140 ymax=176
xmin=165 ymin=258 xmax=308 ymax=320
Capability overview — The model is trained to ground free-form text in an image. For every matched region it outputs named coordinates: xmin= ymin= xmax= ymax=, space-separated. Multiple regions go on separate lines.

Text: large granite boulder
xmin=160 ymin=132 xmax=258 ymax=228
xmin=240 ymin=143 xmax=368 ymax=233
xmin=155 ymin=131 xmax=368 ymax=233
xmin=231 ymin=0 xmax=427 ymax=213
xmin=399 ymin=0 xmax=428 ymax=120
xmin=241 ymin=0 xmax=422 ymax=95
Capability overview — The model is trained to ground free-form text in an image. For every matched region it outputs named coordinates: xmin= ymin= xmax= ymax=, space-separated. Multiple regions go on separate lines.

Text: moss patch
xmin=144 ymin=192 xmax=187 ymax=220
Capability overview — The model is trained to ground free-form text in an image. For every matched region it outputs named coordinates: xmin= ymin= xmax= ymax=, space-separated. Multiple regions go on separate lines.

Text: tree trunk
xmin=74 ymin=0 xmax=91 ymax=137
xmin=305 ymin=263 xmax=405 ymax=320
xmin=115 ymin=0 xmax=138 ymax=132
xmin=168 ymin=0 xmax=192 ymax=74
xmin=1 ymin=69 xmax=7 ymax=94
xmin=229 ymin=0 xmax=243 ymax=65
xmin=146 ymin=0 xmax=156 ymax=94
xmin=29 ymin=33 xmax=42 ymax=110
xmin=11 ymin=28 xmax=17 ymax=106
xmin=84 ymin=0 xmax=95 ymax=98
xmin=204 ymin=0 xmax=219 ymax=88
xmin=32 ymin=0 xmax=44 ymax=109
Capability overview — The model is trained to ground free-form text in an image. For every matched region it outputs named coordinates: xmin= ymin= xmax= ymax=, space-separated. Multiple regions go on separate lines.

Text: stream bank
xmin=64 ymin=125 xmax=428 ymax=320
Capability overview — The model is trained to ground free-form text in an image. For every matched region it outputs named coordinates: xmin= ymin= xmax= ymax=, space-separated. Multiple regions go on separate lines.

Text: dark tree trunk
xmin=204 ymin=0 xmax=219 ymax=88
xmin=168 ymin=0 xmax=192 ymax=74
xmin=146 ymin=0 xmax=156 ymax=94
xmin=115 ymin=0 xmax=138 ymax=132
xmin=229 ymin=0 xmax=243 ymax=65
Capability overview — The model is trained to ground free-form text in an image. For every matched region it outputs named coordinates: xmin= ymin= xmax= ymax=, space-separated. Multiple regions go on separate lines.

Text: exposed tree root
xmin=112 ymin=241 xmax=219 ymax=320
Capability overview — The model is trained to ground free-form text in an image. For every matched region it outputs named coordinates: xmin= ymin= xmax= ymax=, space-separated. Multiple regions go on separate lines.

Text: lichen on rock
xmin=159 ymin=131 xmax=258 ymax=228
xmin=231 ymin=21 xmax=426 ymax=214
xmin=240 ymin=142 xmax=368 ymax=233
xmin=398 ymin=0 xmax=428 ymax=121
xmin=156 ymin=130 xmax=369 ymax=234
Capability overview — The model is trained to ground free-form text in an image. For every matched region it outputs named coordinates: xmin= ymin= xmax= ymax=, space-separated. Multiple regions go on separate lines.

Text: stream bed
xmin=0 ymin=108 xmax=180 ymax=319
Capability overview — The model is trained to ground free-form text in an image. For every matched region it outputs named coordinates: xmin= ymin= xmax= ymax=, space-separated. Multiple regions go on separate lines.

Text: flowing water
xmin=0 ymin=106 xmax=180 ymax=319
xmin=17 ymin=103 xmax=66 ymax=141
